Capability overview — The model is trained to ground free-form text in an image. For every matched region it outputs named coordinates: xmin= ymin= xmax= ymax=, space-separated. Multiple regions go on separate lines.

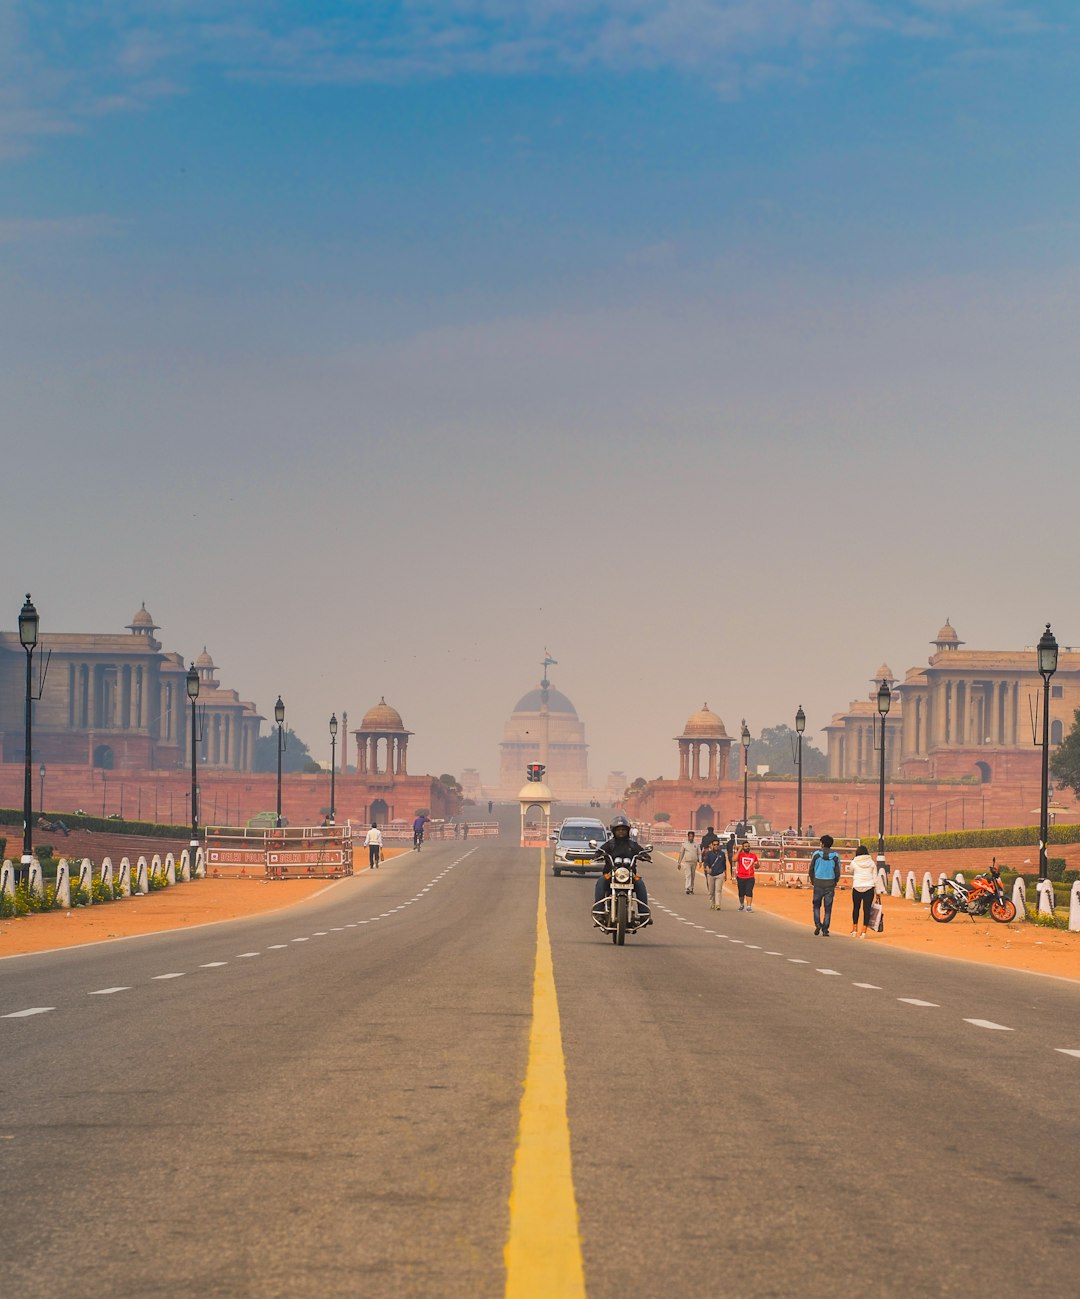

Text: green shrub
xmin=1047 ymin=858 xmax=1067 ymax=882
xmin=654 ymin=812 xmax=671 ymax=823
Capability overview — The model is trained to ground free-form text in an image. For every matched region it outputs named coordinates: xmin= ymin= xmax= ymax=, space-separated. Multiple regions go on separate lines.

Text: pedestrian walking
xmin=849 ymin=844 xmax=879 ymax=937
xmin=700 ymin=825 xmax=719 ymax=853
xmin=735 ymin=844 xmax=758 ymax=911
xmin=364 ymin=821 xmax=382 ymax=869
xmin=677 ymin=830 xmax=701 ymax=894
xmin=462 ymin=821 xmax=469 ymax=839
xmin=809 ymin=833 xmax=842 ymax=936
xmin=703 ymin=842 xmax=727 ymax=909
xmin=724 ymin=832 xmax=736 ymax=870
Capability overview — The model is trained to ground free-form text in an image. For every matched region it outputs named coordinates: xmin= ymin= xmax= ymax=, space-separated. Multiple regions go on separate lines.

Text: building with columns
xmin=354 ymin=697 xmax=412 ymax=777
xmin=826 ymin=621 xmax=1080 ymax=787
xmin=675 ymin=704 xmax=733 ymax=783
xmin=823 ymin=666 xmax=904 ymax=782
xmin=498 ymin=680 xmax=590 ymax=798
xmin=0 ymin=604 xmax=260 ymax=773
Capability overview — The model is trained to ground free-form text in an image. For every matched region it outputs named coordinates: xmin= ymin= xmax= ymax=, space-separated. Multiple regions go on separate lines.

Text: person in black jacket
xmin=592 ymin=814 xmax=651 ymax=925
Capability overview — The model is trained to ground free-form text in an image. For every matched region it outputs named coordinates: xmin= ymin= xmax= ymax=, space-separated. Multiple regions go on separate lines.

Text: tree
xmin=439 ymin=773 xmax=463 ymax=794
xmin=745 ymin=724 xmax=828 ymax=778
xmin=1050 ymin=708 xmax=1080 ymax=796
xmin=253 ymin=730 xmax=321 ymax=774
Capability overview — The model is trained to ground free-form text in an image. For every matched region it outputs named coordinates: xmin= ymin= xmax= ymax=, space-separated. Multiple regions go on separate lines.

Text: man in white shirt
xmin=677 ymin=830 xmax=701 ymax=895
xmin=364 ymin=822 xmax=383 ymax=869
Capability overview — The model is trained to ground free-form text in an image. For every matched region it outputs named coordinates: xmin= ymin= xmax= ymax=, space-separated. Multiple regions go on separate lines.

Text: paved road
xmin=2 ymin=840 xmax=1078 ymax=1297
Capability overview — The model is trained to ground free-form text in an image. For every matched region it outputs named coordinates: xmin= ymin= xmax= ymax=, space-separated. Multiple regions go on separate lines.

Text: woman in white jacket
xmin=849 ymin=844 xmax=879 ymax=937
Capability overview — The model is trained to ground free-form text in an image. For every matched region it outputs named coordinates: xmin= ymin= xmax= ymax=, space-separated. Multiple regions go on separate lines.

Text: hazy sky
xmin=4 ymin=2 xmax=1080 ymax=787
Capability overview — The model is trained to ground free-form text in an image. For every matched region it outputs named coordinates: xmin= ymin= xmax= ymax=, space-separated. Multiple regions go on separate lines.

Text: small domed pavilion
xmin=354 ymin=697 xmax=413 ymax=776
xmin=675 ymin=704 xmax=732 ymax=783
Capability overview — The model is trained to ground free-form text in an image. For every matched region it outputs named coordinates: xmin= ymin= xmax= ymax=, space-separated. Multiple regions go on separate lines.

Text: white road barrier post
xmin=921 ymin=873 xmax=933 ymax=904
xmin=179 ymin=850 xmax=191 ymax=883
xmin=1069 ymin=880 xmax=1080 ymax=933
xmin=1011 ymin=876 xmax=1027 ymax=921
xmin=1 ymin=860 xmax=14 ymax=899
xmin=193 ymin=846 xmax=205 ymax=879
xmin=891 ymin=872 xmax=903 ymax=898
xmin=118 ymin=857 xmax=132 ymax=897
xmin=99 ymin=857 xmax=113 ymax=893
xmin=164 ymin=853 xmax=176 ymax=885
xmin=1036 ymin=879 xmax=1055 ymax=916
xmin=28 ymin=860 xmax=43 ymax=900
xmin=136 ymin=856 xmax=149 ymax=894
xmin=905 ymin=871 xmax=916 ymax=901
xmin=77 ymin=858 xmax=93 ymax=903
xmin=54 ymin=858 xmax=71 ymax=909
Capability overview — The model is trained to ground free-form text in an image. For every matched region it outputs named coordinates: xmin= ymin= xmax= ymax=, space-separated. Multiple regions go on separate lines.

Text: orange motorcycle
xmin=929 ymin=860 xmax=1016 ymax=924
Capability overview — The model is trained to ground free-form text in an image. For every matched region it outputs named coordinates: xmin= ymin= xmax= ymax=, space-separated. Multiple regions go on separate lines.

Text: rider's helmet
xmin=610 ymin=814 xmax=632 ymax=838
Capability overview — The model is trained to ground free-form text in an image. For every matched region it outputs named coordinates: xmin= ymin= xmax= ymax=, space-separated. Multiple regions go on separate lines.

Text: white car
xmin=550 ymin=818 xmax=608 ymax=876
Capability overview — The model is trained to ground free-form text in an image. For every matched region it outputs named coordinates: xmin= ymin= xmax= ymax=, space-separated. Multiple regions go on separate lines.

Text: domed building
xmin=675 ymin=704 xmax=732 ymax=782
xmin=498 ymin=680 xmax=590 ymax=798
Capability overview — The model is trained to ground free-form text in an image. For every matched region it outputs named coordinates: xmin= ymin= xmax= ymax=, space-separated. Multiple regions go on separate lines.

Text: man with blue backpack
xmin=809 ymin=833 xmax=842 ymax=936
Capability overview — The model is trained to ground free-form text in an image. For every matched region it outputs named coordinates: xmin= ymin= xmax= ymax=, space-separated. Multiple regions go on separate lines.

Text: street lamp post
xmin=39 ymin=762 xmax=46 ymax=818
xmin=794 ymin=705 xmax=806 ymax=836
xmin=19 ymin=595 xmax=39 ymax=888
xmin=1037 ymin=623 xmax=1059 ymax=882
xmin=186 ymin=662 xmax=200 ymax=859
xmin=329 ymin=713 xmax=338 ymax=826
xmin=876 ymin=678 xmax=891 ymax=881
xmin=741 ymin=720 xmax=751 ymax=835
xmin=275 ymin=696 xmax=286 ymax=828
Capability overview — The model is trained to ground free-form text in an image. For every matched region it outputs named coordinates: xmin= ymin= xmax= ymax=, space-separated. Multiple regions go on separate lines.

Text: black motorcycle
xmin=591 ymin=844 xmax=652 ymax=946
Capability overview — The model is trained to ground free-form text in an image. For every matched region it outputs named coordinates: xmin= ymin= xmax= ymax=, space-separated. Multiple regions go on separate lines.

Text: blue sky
xmin=3 ymin=2 xmax=1080 ymax=789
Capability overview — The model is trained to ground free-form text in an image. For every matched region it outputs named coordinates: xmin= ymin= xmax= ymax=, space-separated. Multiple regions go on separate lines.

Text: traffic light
xmin=526 ymin=763 xmax=546 ymax=782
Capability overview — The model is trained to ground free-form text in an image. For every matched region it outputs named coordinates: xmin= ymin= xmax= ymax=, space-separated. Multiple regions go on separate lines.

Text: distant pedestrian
xmin=724 ymin=832 xmax=736 ymax=870
xmin=462 ymin=822 xmax=469 ymax=839
xmin=364 ymin=821 xmax=382 ymax=869
xmin=849 ymin=844 xmax=878 ymax=938
xmin=677 ymin=830 xmax=701 ymax=895
xmin=810 ymin=833 xmax=842 ymax=936
xmin=700 ymin=825 xmax=719 ymax=853
xmin=807 ymin=823 xmax=814 ymax=838
xmin=703 ymin=842 xmax=727 ymax=909
xmin=735 ymin=845 xmax=758 ymax=911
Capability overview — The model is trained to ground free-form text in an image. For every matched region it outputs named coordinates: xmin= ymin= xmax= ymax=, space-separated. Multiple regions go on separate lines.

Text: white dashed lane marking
xmin=788 ymin=958 xmax=809 ymax=963
xmin=1056 ymin=1049 xmax=1080 ymax=1058
xmin=853 ymin=982 xmax=882 ymax=989
xmin=89 ymin=987 xmax=131 ymax=995
xmin=153 ymin=973 xmax=185 ymax=980
xmin=964 ymin=1019 xmax=1014 ymax=1031
xmin=237 ymin=952 xmax=260 ymax=958
xmin=2 ymin=1007 xmax=54 ymax=1018
xmin=898 ymin=998 xmax=938 ymax=1007
xmin=267 ymin=945 xmax=288 ymax=950
xmin=201 ymin=961 xmax=228 ymax=968
xmin=817 ymin=969 xmax=842 ymax=976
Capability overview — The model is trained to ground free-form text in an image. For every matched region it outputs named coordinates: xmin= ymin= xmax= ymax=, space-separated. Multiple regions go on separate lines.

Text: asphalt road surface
xmin=2 ymin=839 xmax=1078 ymax=1298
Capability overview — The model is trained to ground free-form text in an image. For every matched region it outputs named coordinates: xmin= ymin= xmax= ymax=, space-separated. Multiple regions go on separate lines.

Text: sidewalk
xmin=660 ymin=854 xmax=1080 ymax=982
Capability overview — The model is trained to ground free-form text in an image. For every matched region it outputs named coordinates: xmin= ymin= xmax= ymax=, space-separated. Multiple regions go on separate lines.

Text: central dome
xmin=361 ymin=696 xmax=406 ymax=731
xmin=513 ymin=687 xmax=577 ymax=715
xmin=682 ymin=703 xmax=728 ymax=738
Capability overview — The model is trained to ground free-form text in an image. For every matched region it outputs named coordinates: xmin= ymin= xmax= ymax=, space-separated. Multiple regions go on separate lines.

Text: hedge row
xmin=883 ymin=824 xmax=1080 ymax=854
xmin=0 ymin=807 xmax=189 ymax=840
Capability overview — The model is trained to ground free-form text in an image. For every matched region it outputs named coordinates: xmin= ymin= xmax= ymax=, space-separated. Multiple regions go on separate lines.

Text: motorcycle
xmin=929 ymin=860 xmax=1017 ymax=924
xmin=591 ymin=842 xmax=652 ymax=946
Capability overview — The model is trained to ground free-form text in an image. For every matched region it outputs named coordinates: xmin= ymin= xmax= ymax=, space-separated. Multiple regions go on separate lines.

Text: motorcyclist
xmin=593 ymin=814 xmax=652 ymax=926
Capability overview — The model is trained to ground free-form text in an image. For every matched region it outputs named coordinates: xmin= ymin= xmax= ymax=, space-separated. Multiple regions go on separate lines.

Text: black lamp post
xmin=876 ymin=678 xmax=891 ymax=875
xmin=1037 ymin=623 xmax=1058 ymax=882
xmin=19 ymin=595 xmax=39 ymax=888
xmin=329 ymin=712 xmax=338 ymax=826
xmin=186 ymin=662 xmax=200 ymax=857
xmin=795 ymin=705 xmax=806 ymax=836
xmin=275 ymin=696 xmax=286 ymax=828
xmin=39 ymin=762 xmax=46 ymax=818
xmin=741 ymin=720 xmax=751 ymax=834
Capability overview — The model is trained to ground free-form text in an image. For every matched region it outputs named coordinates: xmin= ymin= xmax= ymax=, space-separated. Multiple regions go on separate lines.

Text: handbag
xmin=868 ymin=900 xmax=884 ymax=933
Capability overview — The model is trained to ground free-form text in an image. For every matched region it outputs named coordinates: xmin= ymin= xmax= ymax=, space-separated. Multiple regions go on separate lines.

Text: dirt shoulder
xmin=0 ymin=850 xmax=407 ymax=960
xmin=659 ymin=853 xmax=1080 ymax=983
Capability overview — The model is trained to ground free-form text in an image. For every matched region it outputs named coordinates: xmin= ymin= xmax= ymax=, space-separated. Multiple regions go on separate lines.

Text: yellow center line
xmin=504 ymin=848 xmax=587 ymax=1298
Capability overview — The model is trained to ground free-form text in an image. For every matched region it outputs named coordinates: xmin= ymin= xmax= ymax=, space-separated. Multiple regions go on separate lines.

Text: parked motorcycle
xmin=929 ymin=860 xmax=1017 ymax=924
xmin=591 ymin=842 xmax=652 ymax=945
